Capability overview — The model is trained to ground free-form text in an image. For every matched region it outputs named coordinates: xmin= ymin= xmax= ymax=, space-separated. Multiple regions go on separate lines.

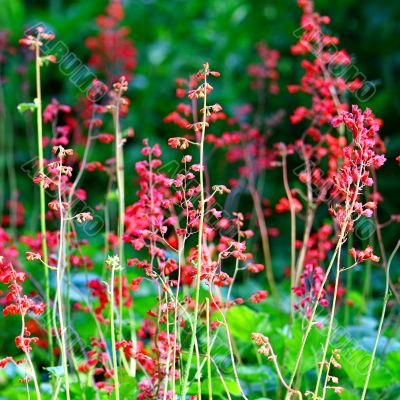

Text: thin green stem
xmin=103 ymin=175 xmax=113 ymax=279
xmin=113 ymin=99 xmax=125 ymax=344
xmin=294 ymin=152 xmax=316 ymax=287
xmin=282 ymin=152 xmax=296 ymax=317
xmin=110 ymin=261 xmax=121 ymax=400
xmin=287 ymin=237 xmax=342 ymax=391
xmin=163 ymin=292 xmax=172 ymax=400
xmin=254 ymin=348 xmax=268 ymax=398
xmin=313 ymin=250 xmax=341 ymax=399
xmin=361 ymin=240 xmax=400 ymax=400
xmin=181 ymin=73 xmax=208 ymax=399
xmin=35 ymin=39 xmax=54 ymax=374
xmin=321 ymin=356 xmax=332 ymax=400
xmin=294 ymin=206 xmax=316 ymax=285
xmin=14 ymin=274 xmax=42 ymax=400
xmin=344 ymin=232 xmax=353 ymax=326
xmin=287 ymin=161 xmax=364 ymax=396
xmin=363 ymin=187 xmax=373 ymax=298
xmin=191 ymin=228 xmax=242 ymax=387
xmin=248 ymin=182 xmax=278 ymax=297
xmin=56 ymin=160 xmax=71 ymax=400
xmin=206 ymin=298 xmax=212 ymax=400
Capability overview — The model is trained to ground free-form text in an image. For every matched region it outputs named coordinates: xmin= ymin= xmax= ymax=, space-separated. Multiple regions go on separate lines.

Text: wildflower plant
xmin=0 ymin=0 xmax=399 ymax=399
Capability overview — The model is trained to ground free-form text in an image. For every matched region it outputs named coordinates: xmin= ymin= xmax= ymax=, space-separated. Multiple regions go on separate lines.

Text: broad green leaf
xmin=237 ymin=364 xmax=273 ymax=383
xmin=223 ymin=305 xmax=269 ymax=341
xmin=119 ymin=381 xmax=138 ymax=399
xmin=383 ymin=348 xmax=400 ymax=381
xmin=70 ymin=382 xmax=97 ymax=398
xmin=284 ymin=319 xmax=327 ymax=373
xmin=341 ymin=348 xmax=394 ymax=389
xmin=189 ymin=377 xmax=241 ymax=397
xmin=341 ymin=391 xmax=361 ymax=400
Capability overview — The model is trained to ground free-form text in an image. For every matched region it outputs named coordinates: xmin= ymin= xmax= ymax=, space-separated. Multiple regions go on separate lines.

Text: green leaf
xmin=237 ymin=364 xmax=273 ymax=383
xmin=341 ymin=391 xmax=361 ymax=400
xmin=70 ymin=382 xmax=97 ymax=398
xmin=43 ymin=365 xmax=64 ymax=378
xmin=346 ymin=291 xmax=367 ymax=313
xmin=189 ymin=377 xmax=241 ymax=397
xmin=384 ymin=348 xmax=400 ymax=381
xmin=223 ymin=305 xmax=268 ymax=341
xmin=119 ymin=380 xmax=138 ymax=399
xmin=341 ymin=348 xmax=394 ymax=389
xmin=284 ymin=319 xmax=327 ymax=373
xmin=17 ymin=102 xmax=37 ymax=113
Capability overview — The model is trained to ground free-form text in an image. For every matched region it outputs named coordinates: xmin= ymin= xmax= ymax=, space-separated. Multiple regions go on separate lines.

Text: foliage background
xmin=0 ymin=0 xmax=399 ymax=275
xmin=0 ymin=0 xmax=399 ymax=276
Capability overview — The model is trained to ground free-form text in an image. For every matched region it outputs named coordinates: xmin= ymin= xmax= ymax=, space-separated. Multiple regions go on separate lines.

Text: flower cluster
xmin=289 ymin=0 xmax=362 ymax=127
xmin=0 ymin=257 xmax=45 ymax=373
xmin=43 ymin=98 xmax=74 ymax=147
xmin=85 ymin=0 xmax=137 ymax=84
xmin=77 ymin=337 xmax=115 ymax=395
xmin=1 ymin=0 xmax=398 ymax=397
xmin=292 ymin=263 xmax=329 ymax=319
xmin=348 ymin=245 xmax=380 ymax=264
xmin=247 ymin=42 xmax=280 ymax=94
xmin=330 ymin=105 xmax=386 ymax=234
xmin=19 ymin=25 xmax=55 ymax=52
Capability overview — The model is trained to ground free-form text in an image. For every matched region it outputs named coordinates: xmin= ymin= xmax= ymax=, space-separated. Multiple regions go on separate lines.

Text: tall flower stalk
xmin=181 ymin=62 xmax=219 ymax=399
xmin=247 ymin=169 xmax=277 ymax=297
xmin=55 ymin=146 xmax=72 ymax=400
xmin=19 ymin=25 xmax=56 ymax=373
xmin=360 ymin=240 xmax=400 ymax=400
xmin=111 ymin=77 xmax=128 ymax=344
xmin=35 ymin=30 xmax=54 ymax=372
xmin=107 ymin=255 xmax=121 ymax=400
xmin=281 ymin=147 xmax=297 ymax=313
xmin=312 ymin=107 xmax=385 ymax=398
xmin=288 ymin=106 xmax=386 ymax=397
xmin=0 ymin=259 xmax=44 ymax=400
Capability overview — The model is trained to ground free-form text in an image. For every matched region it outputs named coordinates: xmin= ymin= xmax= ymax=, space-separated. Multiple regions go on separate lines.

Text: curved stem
xmin=361 ymin=240 xmax=400 ymax=400
xmin=287 ymin=236 xmax=342 ymax=392
xmin=110 ymin=262 xmax=120 ymax=400
xmin=282 ymin=152 xmax=296 ymax=317
xmin=14 ymin=276 xmax=41 ymax=400
xmin=294 ymin=151 xmax=316 ymax=286
xmin=344 ymin=232 xmax=353 ymax=325
xmin=206 ymin=298 xmax=212 ymax=400
xmin=287 ymin=160 xmax=364 ymax=395
xmin=181 ymin=73 xmax=208 ymax=399
xmin=294 ymin=207 xmax=316 ymax=285
xmin=313 ymin=250 xmax=341 ymax=399
xmin=248 ymin=181 xmax=278 ymax=297
xmin=113 ymin=100 xmax=125 ymax=346
xmin=209 ymin=288 xmax=248 ymax=400
xmin=56 ymin=160 xmax=71 ymax=400
xmin=371 ymin=169 xmax=400 ymax=304
xmin=35 ymin=37 xmax=54 ymax=371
